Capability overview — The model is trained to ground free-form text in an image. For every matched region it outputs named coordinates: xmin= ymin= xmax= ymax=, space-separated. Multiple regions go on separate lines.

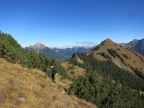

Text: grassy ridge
xmin=0 ymin=58 xmax=96 ymax=108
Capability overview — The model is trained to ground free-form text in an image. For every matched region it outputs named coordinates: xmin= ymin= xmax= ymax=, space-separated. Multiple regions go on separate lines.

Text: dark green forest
xmin=68 ymin=53 xmax=144 ymax=108
xmin=0 ymin=32 xmax=68 ymax=79
xmin=69 ymin=53 xmax=144 ymax=91
xmin=69 ymin=71 xmax=144 ymax=108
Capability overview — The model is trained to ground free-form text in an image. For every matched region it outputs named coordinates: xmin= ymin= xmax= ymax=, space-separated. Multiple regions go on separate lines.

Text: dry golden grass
xmin=61 ymin=62 xmax=85 ymax=78
xmin=93 ymin=52 xmax=107 ymax=61
xmin=0 ymin=58 xmax=96 ymax=108
xmin=90 ymin=39 xmax=144 ymax=74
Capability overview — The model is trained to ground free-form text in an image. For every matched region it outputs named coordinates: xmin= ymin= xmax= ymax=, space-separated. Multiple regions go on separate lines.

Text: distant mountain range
xmin=28 ymin=43 xmax=92 ymax=61
xmin=121 ymin=38 xmax=144 ymax=54
xmin=28 ymin=38 xmax=144 ymax=61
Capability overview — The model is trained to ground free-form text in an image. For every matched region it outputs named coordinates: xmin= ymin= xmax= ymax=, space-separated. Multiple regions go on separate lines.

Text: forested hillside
xmin=62 ymin=39 xmax=144 ymax=108
xmin=68 ymin=53 xmax=144 ymax=108
xmin=0 ymin=32 xmax=68 ymax=79
xmin=69 ymin=53 xmax=144 ymax=90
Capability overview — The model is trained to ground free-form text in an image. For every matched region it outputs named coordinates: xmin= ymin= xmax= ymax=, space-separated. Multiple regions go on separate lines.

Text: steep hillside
xmin=124 ymin=38 xmax=144 ymax=54
xmin=0 ymin=32 xmax=68 ymax=79
xmin=0 ymin=58 xmax=96 ymax=108
xmin=68 ymin=53 xmax=144 ymax=108
xmin=90 ymin=39 xmax=144 ymax=74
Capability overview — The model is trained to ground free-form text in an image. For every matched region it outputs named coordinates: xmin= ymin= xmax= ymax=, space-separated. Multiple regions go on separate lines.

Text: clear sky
xmin=0 ymin=0 xmax=144 ymax=48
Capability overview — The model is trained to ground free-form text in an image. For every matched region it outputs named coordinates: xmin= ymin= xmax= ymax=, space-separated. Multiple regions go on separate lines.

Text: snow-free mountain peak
xmin=29 ymin=43 xmax=47 ymax=49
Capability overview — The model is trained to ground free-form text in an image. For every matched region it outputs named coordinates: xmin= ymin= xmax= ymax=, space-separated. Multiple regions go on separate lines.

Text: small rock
xmin=18 ymin=96 xmax=26 ymax=103
xmin=62 ymin=89 xmax=67 ymax=94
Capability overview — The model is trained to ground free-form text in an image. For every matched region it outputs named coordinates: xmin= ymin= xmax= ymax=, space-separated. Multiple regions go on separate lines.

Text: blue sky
xmin=0 ymin=0 xmax=144 ymax=48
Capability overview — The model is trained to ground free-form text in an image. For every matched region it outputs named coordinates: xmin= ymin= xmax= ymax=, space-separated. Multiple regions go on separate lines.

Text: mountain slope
xmin=68 ymin=53 xmax=144 ymax=108
xmin=66 ymin=40 xmax=144 ymax=107
xmin=0 ymin=58 xmax=96 ymax=108
xmin=0 ymin=32 xmax=69 ymax=79
xmin=90 ymin=39 xmax=144 ymax=74
xmin=124 ymin=38 xmax=144 ymax=54
xmin=61 ymin=61 xmax=86 ymax=78
xmin=66 ymin=39 xmax=144 ymax=92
